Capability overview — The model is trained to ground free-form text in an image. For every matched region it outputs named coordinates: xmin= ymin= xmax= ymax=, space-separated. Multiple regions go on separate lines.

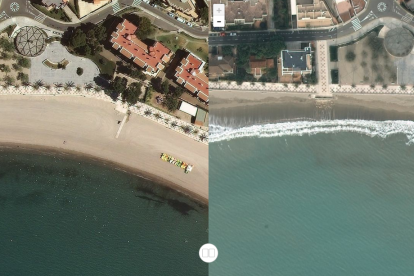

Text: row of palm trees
xmin=4 ymin=80 xmax=103 ymax=92
xmin=143 ymin=108 xmax=208 ymax=142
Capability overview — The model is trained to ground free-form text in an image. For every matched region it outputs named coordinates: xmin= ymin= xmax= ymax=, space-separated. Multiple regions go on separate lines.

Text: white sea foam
xmin=209 ymin=120 xmax=414 ymax=144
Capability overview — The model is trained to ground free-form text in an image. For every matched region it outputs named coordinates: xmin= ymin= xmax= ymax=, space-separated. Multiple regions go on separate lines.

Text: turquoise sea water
xmin=210 ymin=132 xmax=414 ymax=275
xmin=0 ymin=148 xmax=208 ymax=276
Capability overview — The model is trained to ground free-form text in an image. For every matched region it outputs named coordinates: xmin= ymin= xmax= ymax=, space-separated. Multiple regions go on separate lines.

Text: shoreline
xmin=210 ymin=91 xmax=414 ymax=126
xmin=0 ymin=96 xmax=208 ymax=204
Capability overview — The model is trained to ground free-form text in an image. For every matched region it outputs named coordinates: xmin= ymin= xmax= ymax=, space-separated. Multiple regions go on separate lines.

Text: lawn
xmin=87 ymin=53 xmax=116 ymax=79
xmin=330 ymin=46 xmax=338 ymax=62
xmin=157 ymin=34 xmax=187 ymax=52
xmin=33 ymin=3 xmax=71 ymax=22
xmin=186 ymin=41 xmax=208 ymax=61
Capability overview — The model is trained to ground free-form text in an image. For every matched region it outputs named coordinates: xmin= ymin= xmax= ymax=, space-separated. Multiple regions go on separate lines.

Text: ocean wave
xmin=209 ymin=120 xmax=414 ymax=144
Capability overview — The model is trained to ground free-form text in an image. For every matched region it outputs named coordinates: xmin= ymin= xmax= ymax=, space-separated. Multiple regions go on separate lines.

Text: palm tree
xmin=144 ymin=109 xmax=152 ymax=116
xmin=164 ymin=118 xmax=170 ymax=124
xmin=193 ymin=129 xmax=199 ymax=135
xmin=154 ymin=113 xmax=162 ymax=120
xmin=199 ymin=133 xmax=208 ymax=141
xmin=54 ymin=83 xmax=63 ymax=89
xmin=22 ymin=82 xmax=31 ymax=90
xmin=171 ymin=121 xmax=178 ymax=128
xmin=76 ymin=85 xmax=81 ymax=92
xmin=65 ymin=81 xmax=75 ymax=91
xmin=181 ymin=125 xmax=192 ymax=134
xmin=33 ymin=80 xmax=44 ymax=90
xmin=84 ymin=83 xmax=94 ymax=91
xmin=45 ymin=84 xmax=51 ymax=90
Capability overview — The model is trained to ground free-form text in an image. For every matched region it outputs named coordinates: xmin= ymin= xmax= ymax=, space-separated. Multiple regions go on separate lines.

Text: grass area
xmin=87 ymin=53 xmax=116 ymax=79
xmin=331 ymin=69 xmax=339 ymax=84
xmin=273 ymin=0 xmax=290 ymax=29
xmin=32 ymin=3 xmax=71 ymax=22
xmin=157 ymin=34 xmax=187 ymax=52
xmin=330 ymin=46 xmax=338 ymax=62
xmin=67 ymin=0 xmax=80 ymax=18
xmin=186 ymin=41 xmax=208 ymax=61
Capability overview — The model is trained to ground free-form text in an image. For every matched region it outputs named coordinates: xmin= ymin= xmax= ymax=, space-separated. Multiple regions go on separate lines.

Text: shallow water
xmin=210 ymin=133 xmax=414 ymax=275
xmin=0 ymin=148 xmax=208 ymax=276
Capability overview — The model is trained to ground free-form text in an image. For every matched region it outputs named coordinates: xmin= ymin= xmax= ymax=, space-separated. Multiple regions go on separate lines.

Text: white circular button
xmin=199 ymin=243 xmax=218 ymax=263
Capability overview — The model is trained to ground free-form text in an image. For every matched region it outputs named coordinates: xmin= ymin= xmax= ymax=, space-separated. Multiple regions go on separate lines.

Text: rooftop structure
xmin=111 ymin=19 xmax=173 ymax=77
xmin=296 ymin=0 xmax=336 ymax=28
xmin=195 ymin=108 xmax=208 ymax=126
xmin=280 ymin=43 xmax=313 ymax=76
xmin=175 ymin=52 xmax=209 ymax=103
xmin=334 ymin=0 xmax=365 ymax=23
xmin=179 ymin=101 xmax=198 ymax=116
xmin=384 ymin=28 xmax=414 ymax=57
xmin=209 ymin=54 xmax=235 ymax=79
xmin=403 ymin=0 xmax=414 ymax=11
xmin=41 ymin=0 xmax=68 ymax=9
xmin=211 ymin=0 xmax=267 ymax=26
xmin=249 ymin=56 xmax=275 ymax=77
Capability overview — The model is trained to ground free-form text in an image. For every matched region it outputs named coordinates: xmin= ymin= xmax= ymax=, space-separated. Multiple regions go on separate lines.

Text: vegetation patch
xmin=32 ymin=3 xmax=71 ymax=22
xmin=330 ymin=46 xmax=338 ymax=62
xmin=157 ymin=34 xmax=186 ymax=52
xmin=331 ymin=69 xmax=339 ymax=84
xmin=272 ymin=0 xmax=290 ymax=29
xmin=186 ymin=41 xmax=208 ymax=61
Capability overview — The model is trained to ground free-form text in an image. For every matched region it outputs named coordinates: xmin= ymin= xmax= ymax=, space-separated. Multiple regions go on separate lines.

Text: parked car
xmin=177 ymin=17 xmax=185 ymax=23
xmin=187 ymin=22 xmax=193 ymax=27
xmin=220 ymin=32 xmax=226 ymax=37
xmin=230 ymin=33 xmax=237 ymax=36
xmin=168 ymin=13 xmax=175 ymax=17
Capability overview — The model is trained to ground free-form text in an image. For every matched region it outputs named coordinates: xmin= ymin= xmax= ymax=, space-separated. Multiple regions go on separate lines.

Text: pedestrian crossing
xmin=112 ymin=1 xmax=121 ymax=13
xmin=351 ymin=18 xmax=362 ymax=31
xmin=401 ymin=13 xmax=413 ymax=23
xmin=34 ymin=13 xmax=46 ymax=23
xmin=131 ymin=0 xmax=142 ymax=7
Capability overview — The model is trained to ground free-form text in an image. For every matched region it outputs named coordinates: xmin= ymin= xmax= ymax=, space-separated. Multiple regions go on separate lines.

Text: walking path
xmin=315 ymin=40 xmax=331 ymax=97
xmin=0 ymin=85 xmax=208 ymax=144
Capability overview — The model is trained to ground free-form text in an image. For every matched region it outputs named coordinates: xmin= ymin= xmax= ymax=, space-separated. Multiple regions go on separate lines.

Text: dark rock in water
xmin=167 ymin=199 xmax=195 ymax=216
xmin=136 ymin=195 xmax=164 ymax=204
xmin=14 ymin=191 xmax=47 ymax=206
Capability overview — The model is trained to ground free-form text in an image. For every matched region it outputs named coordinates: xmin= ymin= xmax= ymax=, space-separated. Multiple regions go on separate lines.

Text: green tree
xmin=200 ymin=7 xmax=209 ymax=24
xmin=165 ymin=94 xmax=178 ymax=111
xmin=122 ymin=82 xmax=142 ymax=105
xmin=161 ymin=80 xmax=169 ymax=94
xmin=0 ymin=38 xmax=14 ymax=52
xmin=222 ymin=46 xmax=233 ymax=57
xmin=70 ymin=28 xmax=87 ymax=49
xmin=111 ymin=76 xmax=128 ymax=97
xmin=77 ymin=67 xmax=84 ymax=76
xmin=17 ymin=72 xmax=29 ymax=83
xmin=17 ymin=57 xmax=31 ymax=68
xmin=345 ymin=51 xmax=356 ymax=62
xmin=94 ymin=25 xmax=107 ymax=42
xmin=135 ymin=17 xmax=154 ymax=39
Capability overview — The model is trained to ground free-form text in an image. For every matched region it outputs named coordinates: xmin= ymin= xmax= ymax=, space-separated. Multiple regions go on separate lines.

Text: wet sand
xmin=0 ymin=95 xmax=208 ymax=204
xmin=210 ymin=91 xmax=414 ymax=126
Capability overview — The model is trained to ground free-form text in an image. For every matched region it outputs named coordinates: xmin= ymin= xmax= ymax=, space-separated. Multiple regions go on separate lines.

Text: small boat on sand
xmin=160 ymin=153 xmax=194 ymax=173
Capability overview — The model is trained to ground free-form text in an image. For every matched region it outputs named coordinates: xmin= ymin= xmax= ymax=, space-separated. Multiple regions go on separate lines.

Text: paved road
xmin=0 ymin=0 xmax=208 ymax=38
xmin=209 ymin=0 xmax=414 ymax=45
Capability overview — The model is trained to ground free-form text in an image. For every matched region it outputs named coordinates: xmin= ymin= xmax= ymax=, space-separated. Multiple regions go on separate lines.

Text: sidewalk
xmin=63 ymin=5 xmax=80 ymax=23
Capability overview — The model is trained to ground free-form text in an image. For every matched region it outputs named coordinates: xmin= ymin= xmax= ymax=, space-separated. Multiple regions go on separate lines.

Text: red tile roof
xmin=111 ymin=19 xmax=172 ymax=75
xmin=175 ymin=52 xmax=209 ymax=102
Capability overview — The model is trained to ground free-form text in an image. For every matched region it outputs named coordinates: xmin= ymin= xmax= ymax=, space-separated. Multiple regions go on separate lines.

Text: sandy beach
xmin=210 ymin=90 xmax=414 ymax=123
xmin=0 ymin=95 xmax=208 ymax=203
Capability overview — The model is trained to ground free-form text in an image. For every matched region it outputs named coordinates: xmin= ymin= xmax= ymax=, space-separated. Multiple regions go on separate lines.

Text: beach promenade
xmin=0 ymin=95 xmax=209 ymax=203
